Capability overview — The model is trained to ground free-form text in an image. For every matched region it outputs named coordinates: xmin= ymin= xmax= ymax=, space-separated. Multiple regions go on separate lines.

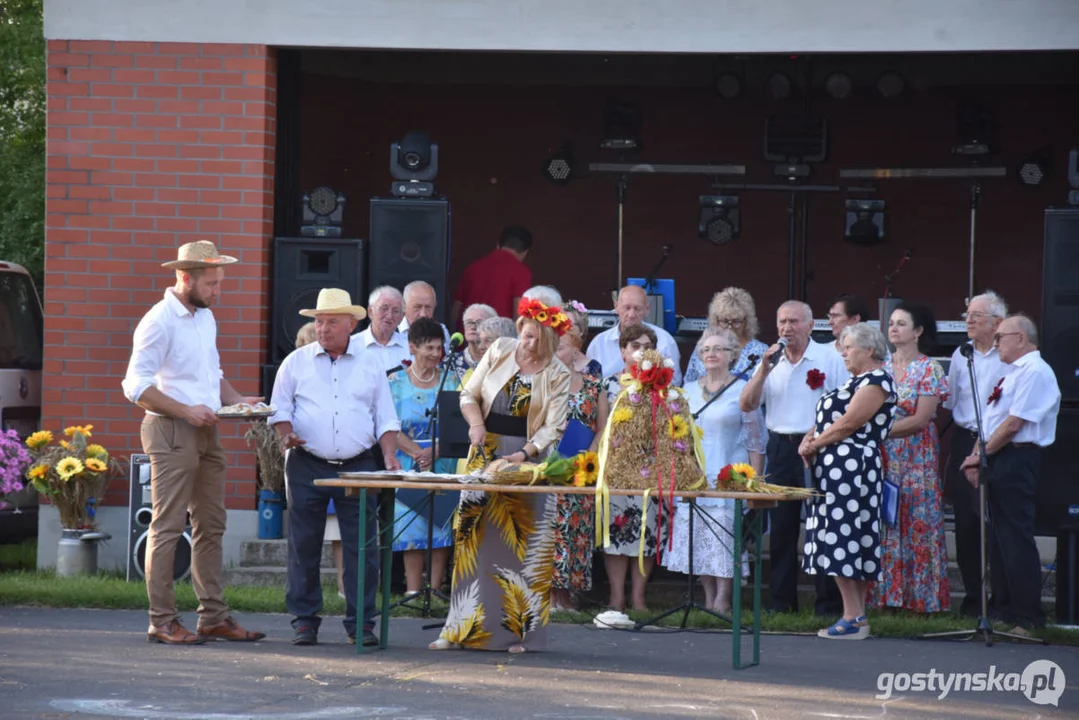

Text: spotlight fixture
xmin=825 ymin=72 xmax=853 ymax=100
xmin=876 ymin=72 xmax=905 ymax=99
xmin=601 ymin=101 xmax=641 ymax=151
xmin=389 ymin=130 xmax=439 ymax=197
xmin=715 ymin=72 xmax=744 ymax=100
xmin=698 ymin=195 xmax=740 ymax=245
xmin=1017 ymin=147 xmax=1052 ymax=187
xmin=844 ymin=199 xmax=886 ymax=245
xmin=542 ymin=145 xmax=575 ymax=186
xmin=767 ymin=72 xmax=792 ymax=101
xmin=300 ymin=186 xmax=345 ymax=238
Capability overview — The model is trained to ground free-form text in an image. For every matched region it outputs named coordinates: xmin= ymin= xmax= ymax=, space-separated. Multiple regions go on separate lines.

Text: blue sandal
xmin=818 ymin=615 xmax=869 ymax=640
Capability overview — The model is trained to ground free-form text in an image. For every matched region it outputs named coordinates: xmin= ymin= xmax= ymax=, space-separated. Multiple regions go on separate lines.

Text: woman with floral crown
xmin=432 ymin=286 xmax=571 ymax=653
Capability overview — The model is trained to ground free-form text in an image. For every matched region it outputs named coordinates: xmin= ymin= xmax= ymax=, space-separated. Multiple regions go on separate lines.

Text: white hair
xmin=368 ymin=285 xmax=403 ymax=308
xmin=778 ymin=300 xmax=813 ymax=323
xmin=464 ymin=303 xmax=497 ymax=320
xmin=402 ymin=280 xmax=436 ymax=304
xmin=522 ymin=285 xmax=562 ymax=308
xmin=479 ymin=316 xmax=517 ymax=339
xmin=841 ymin=322 xmax=889 ymax=362
xmin=1009 ymin=313 xmax=1039 ymax=346
xmin=970 ymin=290 xmax=1007 ymax=319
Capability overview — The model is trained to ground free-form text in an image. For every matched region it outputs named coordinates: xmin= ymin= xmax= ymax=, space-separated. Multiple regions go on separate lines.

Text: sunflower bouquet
xmin=24 ymin=425 xmax=119 ymax=529
xmin=481 ymin=450 xmax=600 ymax=488
xmin=715 ymin=462 xmax=816 ymax=498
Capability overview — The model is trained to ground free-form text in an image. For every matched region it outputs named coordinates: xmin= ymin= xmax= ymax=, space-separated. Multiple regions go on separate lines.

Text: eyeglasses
xmin=463 ymin=320 xmax=482 ymax=329
xmin=964 ymin=311 xmax=999 ymax=321
xmin=715 ymin=318 xmax=745 ymax=328
xmin=993 ymin=332 xmax=1022 ymax=343
xmin=700 ymin=345 xmax=737 ymax=355
xmin=827 ymin=312 xmax=848 ymax=321
xmin=626 ymin=340 xmax=654 ymax=351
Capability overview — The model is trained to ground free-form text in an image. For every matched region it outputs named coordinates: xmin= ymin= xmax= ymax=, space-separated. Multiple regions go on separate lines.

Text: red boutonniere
xmin=987 ymin=377 xmax=1004 ymax=406
xmin=806 ymin=368 xmax=826 ymax=391
xmin=400 ymin=359 xmax=412 ymax=368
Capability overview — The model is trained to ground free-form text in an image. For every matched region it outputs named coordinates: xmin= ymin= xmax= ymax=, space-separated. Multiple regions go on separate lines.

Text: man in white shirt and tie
xmin=740 ymin=300 xmax=848 ymax=615
xmin=961 ymin=313 xmax=1060 ymax=633
xmin=586 ymin=285 xmax=682 ymax=385
xmin=356 ymin=286 xmax=411 ymax=374
xmin=942 ymin=290 xmax=1011 ymax=617
xmin=122 ymin=240 xmax=265 ymax=646
xmin=271 ymin=288 xmax=402 ymax=647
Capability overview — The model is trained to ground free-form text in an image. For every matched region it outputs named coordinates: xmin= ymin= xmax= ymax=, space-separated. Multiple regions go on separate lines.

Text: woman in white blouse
xmin=665 ymin=327 xmax=766 ymax=614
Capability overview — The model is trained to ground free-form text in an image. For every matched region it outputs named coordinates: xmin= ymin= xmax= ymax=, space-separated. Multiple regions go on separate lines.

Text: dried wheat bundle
xmin=245 ymin=420 xmax=285 ymax=492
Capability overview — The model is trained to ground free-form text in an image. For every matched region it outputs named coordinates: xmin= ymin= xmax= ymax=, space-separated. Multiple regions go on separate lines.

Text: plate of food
xmin=216 ymin=401 xmax=276 ymax=419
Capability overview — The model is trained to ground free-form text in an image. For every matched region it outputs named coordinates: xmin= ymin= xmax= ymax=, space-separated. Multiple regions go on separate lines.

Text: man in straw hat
xmin=269 ymin=288 xmax=402 ymax=647
xmin=122 ymin=240 xmax=266 ymax=645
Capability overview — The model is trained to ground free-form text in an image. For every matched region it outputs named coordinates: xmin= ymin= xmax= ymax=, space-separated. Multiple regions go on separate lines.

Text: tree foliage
xmin=0 ymin=0 xmax=45 ymax=287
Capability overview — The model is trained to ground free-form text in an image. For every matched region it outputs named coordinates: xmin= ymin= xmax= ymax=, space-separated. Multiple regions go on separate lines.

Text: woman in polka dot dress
xmin=798 ymin=323 xmax=896 ymax=640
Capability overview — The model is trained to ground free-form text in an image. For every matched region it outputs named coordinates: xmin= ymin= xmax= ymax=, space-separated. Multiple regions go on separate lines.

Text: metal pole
xmin=616 ymin=176 xmax=627 ymax=289
xmin=968 ymin=182 xmax=981 ymax=301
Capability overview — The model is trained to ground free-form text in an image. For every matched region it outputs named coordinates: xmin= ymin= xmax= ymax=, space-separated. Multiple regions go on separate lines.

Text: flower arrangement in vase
xmin=24 ymin=425 xmax=118 ymax=530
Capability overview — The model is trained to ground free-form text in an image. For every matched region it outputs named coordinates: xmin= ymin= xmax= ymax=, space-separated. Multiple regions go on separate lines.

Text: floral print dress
xmin=552 ymin=359 xmax=602 ymax=592
xmin=868 ymin=355 xmax=951 ymax=613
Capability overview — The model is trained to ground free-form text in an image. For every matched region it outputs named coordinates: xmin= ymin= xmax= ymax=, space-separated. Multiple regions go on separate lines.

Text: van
xmin=0 ymin=261 xmax=43 ymax=538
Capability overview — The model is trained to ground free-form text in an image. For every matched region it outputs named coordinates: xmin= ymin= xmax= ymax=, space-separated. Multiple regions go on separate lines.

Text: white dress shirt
xmin=354 ymin=327 xmax=412 ymax=375
xmin=982 ymin=350 xmax=1061 ymax=447
xmin=121 ymin=289 xmax=223 ymax=414
xmin=586 ymin=321 xmax=683 ymax=386
xmin=944 ymin=341 xmax=1012 ymax=433
xmin=758 ymin=339 xmax=847 ymax=434
xmin=269 ymin=337 xmax=400 ymax=460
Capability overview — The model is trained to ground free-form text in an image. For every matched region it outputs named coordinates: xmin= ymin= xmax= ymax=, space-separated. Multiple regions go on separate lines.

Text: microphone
xmin=449 ymin=332 xmax=465 ymax=353
xmin=959 ymin=343 xmax=975 ymax=359
xmin=768 ymin=337 xmax=788 ymax=368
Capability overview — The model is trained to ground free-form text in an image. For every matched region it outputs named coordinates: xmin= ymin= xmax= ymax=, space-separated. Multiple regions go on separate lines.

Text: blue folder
xmin=557 ymin=419 xmax=595 ymax=457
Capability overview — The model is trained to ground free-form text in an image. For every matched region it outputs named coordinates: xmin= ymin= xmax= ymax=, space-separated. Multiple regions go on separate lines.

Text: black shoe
xmin=292 ymin=626 xmax=318 ymax=645
xmin=362 ymin=628 xmax=378 ymax=647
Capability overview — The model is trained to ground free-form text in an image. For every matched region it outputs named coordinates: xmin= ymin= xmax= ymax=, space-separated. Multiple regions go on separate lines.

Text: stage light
xmin=767 ymin=73 xmax=792 ymax=100
xmin=698 ymin=195 xmax=740 ymax=245
xmin=601 ymin=101 xmax=641 ymax=151
xmin=542 ymin=145 xmax=575 ymax=186
xmin=825 ymin=72 xmax=853 ymax=100
xmin=844 ymin=199 xmax=886 ymax=245
xmin=876 ymin=72 xmax=905 ymax=98
xmin=389 ymin=131 xmax=438 ymax=197
xmin=1017 ymin=148 xmax=1052 ymax=187
xmin=715 ymin=72 xmax=744 ymax=100
xmin=300 ymin=186 xmax=344 ymax=238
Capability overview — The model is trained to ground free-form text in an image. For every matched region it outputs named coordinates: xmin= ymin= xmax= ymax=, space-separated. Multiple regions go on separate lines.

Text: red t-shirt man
xmin=452 ymin=226 xmax=533 ymax=327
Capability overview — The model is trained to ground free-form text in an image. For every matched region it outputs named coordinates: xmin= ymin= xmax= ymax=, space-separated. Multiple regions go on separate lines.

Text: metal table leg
xmin=356 ymin=487 xmax=368 ymax=655
xmin=731 ymin=499 xmax=762 ymax=670
xmin=379 ymin=487 xmax=394 ymax=649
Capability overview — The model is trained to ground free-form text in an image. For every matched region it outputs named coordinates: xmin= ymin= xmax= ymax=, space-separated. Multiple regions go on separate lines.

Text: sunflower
xmin=85 ymin=444 xmax=108 ymax=460
xmin=64 ymin=424 xmax=93 ymax=438
xmin=27 ymin=464 xmax=49 ymax=481
xmin=84 ymin=458 xmax=108 ymax=473
xmin=731 ymin=462 xmax=756 ymax=480
xmin=25 ymin=430 xmax=53 ymax=450
xmin=611 ymin=406 xmax=633 ymax=425
xmin=668 ymin=415 xmax=689 ymax=439
xmin=572 ymin=451 xmax=599 ymax=487
xmin=56 ymin=457 xmax=84 ymax=481
xmin=59 ymin=440 xmax=70 ymax=450
xmin=535 ymin=310 xmax=549 ymax=323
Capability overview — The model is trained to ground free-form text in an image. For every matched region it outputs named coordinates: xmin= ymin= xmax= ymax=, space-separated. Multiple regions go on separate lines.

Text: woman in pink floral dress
xmin=869 ymin=303 xmax=951 ymax=613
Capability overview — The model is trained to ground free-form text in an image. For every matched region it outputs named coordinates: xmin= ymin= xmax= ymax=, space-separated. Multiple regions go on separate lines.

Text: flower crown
xmin=517 ymin=297 xmax=572 ymax=336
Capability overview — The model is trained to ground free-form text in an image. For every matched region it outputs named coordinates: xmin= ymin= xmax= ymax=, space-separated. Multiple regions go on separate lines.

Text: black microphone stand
xmin=921 ymin=345 xmax=1045 ymax=645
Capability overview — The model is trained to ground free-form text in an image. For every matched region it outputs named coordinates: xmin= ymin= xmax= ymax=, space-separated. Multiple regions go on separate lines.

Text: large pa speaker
xmin=127 ymin=454 xmax=192 ymax=582
xmin=1042 ymin=209 xmax=1079 ymax=403
xmin=1035 ymin=408 xmax=1079 ymax=536
xmin=1057 ymin=525 xmax=1079 ymax=625
xmin=368 ymin=199 xmax=451 ymax=324
xmin=271 ymin=237 xmax=365 ymax=364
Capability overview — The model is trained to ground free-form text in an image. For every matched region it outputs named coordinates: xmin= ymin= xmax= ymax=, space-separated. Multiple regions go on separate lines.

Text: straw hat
xmin=161 ymin=240 xmax=239 ymax=270
xmin=299 ymin=288 xmax=367 ymax=320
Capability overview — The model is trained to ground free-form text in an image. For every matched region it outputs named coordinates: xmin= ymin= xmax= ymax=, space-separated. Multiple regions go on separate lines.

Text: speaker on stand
xmin=368 ymin=198 xmax=451 ymax=324
xmin=127 ymin=454 xmax=192 ymax=582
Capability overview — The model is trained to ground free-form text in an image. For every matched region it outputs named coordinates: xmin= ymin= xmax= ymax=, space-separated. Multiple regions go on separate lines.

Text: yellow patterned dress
xmin=439 ymin=373 xmax=557 ymax=651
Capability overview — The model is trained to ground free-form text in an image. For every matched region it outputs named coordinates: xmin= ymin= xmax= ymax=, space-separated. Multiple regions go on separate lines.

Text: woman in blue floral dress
xmin=869 ymin=304 xmax=951 ymax=613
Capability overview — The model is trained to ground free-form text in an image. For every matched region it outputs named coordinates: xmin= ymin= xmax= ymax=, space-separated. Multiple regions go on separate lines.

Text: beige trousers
xmin=141 ymin=415 xmax=229 ymax=627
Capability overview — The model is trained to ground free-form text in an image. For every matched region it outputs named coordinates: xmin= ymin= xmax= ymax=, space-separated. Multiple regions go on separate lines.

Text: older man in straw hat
xmin=269 ymin=288 xmax=402 ymax=647
xmin=122 ymin=240 xmax=266 ymax=645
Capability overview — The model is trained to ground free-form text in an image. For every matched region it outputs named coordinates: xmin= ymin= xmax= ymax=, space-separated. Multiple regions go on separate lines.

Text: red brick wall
xmin=45 ymin=41 xmax=276 ymax=510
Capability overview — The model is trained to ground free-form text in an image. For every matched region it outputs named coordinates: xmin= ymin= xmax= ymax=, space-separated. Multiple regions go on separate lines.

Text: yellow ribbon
xmin=595 ymin=387 xmax=628 ymax=549
xmin=638 ymin=488 xmax=651 ymax=577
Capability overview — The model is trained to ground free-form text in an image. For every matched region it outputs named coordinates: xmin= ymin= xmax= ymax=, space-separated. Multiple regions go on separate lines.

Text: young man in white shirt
xmin=961 ymin=314 xmax=1060 ymax=633
xmin=740 ymin=300 xmax=848 ymax=615
xmin=271 ymin=288 xmax=402 ymax=647
xmin=122 ymin=241 xmax=265 ymax=646
xmin=586 ymin=285 xmax=682 ymax=385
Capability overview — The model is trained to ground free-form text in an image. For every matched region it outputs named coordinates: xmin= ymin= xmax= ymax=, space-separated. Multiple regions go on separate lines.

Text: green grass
xmin=1 ymin=570 xmax=1077 ymax=645
xmin=0 ymin=540 xmax=36 ymax=572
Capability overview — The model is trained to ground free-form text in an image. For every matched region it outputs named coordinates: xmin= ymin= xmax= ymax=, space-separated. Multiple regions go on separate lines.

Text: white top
xmin=586 ymin=321 xmax=683 ymax=387
xmin=757 ymin=339 xmax=847 ymax=434
xmin=121 ymin=289 xmax=223 ymax=414
xmin=398 ymin=317 xmax=451 ymax=349
xmin=269 ymin=337 xmax=401 ymax=460
xmin=943 ymin=342 xmax=1012 ymax=433
xmin=982 ymin=350 xmax=1061 ymax=447
xmin=687 ymin=378 xmax=767 ymax=508
xmin=354 ymin=327 xmax=412 ymax=375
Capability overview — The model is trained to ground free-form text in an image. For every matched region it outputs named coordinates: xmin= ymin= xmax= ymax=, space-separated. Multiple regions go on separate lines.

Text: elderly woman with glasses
xmin=664 ymin=327 xmax=765 ymax=614
xmin=448 ymin=303 xmax=498 ymax=382
xmin=685 ymin=287 xmax=769 ymax=385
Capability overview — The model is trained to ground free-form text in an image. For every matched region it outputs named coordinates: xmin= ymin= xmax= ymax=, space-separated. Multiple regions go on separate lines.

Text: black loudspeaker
xmin=127 ymin=454 xmax=192 ymax=582
xmin=271 ymin=237 xmax=365 ymax=363
xmin=1042 ymin=209 xmax=1079 ymax=403
xmin=368 ymin=199 xmax=450 ymax=324
xmin=1057 ymin=525 xmax=1079 ymax=624
xmin=1035 ymin=408 xmax=1079 ymax=536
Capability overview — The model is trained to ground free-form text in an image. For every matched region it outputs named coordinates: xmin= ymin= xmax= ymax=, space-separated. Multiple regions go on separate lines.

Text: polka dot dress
xmin=802 ymin=370 xmax=896 ymax=581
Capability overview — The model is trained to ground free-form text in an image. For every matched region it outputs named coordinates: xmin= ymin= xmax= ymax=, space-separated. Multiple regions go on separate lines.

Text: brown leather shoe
xmin=197 ymin=616 xmax=266 ymax=642
xmin=147 ymin=620 xmax=207 ymax=645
